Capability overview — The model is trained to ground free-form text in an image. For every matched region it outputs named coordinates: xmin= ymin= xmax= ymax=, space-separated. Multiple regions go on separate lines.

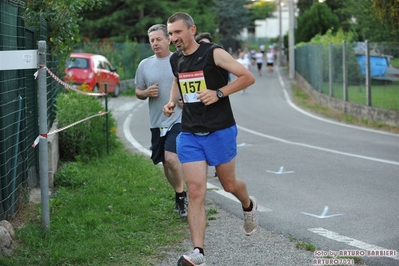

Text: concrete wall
xmin=296 ymin=72 xmax=399 ymax=127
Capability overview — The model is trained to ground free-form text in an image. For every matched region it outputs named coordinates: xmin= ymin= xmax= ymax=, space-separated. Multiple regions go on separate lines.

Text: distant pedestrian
xmin=255 ymin=49 xmax=264 ymax=76
xmin=237 ymin=52 xmax=252 ymax=94
xmin=266 ymin=48 xmax=274 ymax=73
xmin=259 ymin=43 xmax=265 ymax=54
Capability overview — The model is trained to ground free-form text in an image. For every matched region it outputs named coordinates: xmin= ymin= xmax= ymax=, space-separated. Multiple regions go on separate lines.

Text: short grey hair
xmin=167 ymin=12 xmax=195 ymax=28
xmin=147 ymin=24 xmax=168 ymax=38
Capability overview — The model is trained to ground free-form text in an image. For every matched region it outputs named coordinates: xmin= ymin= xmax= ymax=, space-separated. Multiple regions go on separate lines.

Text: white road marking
xmin=122 ymin=101 xmax=151 ymax=157
xmin=266 ymin=166 xmax=294 ymax=174
xmin=237 ymin=125 xmax=399 ymax=166
xmin=301 ymin=206 xmax=344 ymax=219
xmin=309 ymin=227 xmax=399 ymax=261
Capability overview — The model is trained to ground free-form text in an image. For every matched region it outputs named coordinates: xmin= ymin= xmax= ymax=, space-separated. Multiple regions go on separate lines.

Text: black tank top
xmin=170 ymin=42 xmax=236 ymax=133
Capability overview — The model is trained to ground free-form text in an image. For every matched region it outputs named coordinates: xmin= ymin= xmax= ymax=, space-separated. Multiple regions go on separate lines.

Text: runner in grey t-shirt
xmin=134 ymin=24 xmax=187 ymax=218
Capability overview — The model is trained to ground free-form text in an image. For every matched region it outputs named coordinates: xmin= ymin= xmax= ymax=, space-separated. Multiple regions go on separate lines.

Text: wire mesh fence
xmin=0 ymin=0 xmax=60 ymax=220
xmin=295 ymin=41 xmax=399 ymax=111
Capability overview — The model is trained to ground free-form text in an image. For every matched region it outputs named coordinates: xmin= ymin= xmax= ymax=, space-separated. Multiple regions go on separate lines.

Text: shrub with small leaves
xmin=54 ymin=162 xmax=86 ymax=188
xmin=56 ymin=91 xmax=118 ymax=162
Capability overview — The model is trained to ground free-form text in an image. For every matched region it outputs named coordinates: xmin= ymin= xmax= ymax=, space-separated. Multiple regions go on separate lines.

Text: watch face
xmin=217 ymin=90 xmax=223 ymax=98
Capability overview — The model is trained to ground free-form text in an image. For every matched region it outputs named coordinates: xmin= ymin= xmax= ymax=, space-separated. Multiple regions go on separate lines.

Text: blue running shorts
xmin=177 ymin=124 xmax=237 ymax=166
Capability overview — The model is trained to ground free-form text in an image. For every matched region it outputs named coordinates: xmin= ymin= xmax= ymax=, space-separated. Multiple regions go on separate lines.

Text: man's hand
xmin=163 ymin=101 xmax=176 ymax=117
xmin=146 ymin=83 xmax=159 ymax=97
xmin=197 ymin=89 xmax=219 ymax=106
xmin=178 ymin=98 xmax=184 ymax=108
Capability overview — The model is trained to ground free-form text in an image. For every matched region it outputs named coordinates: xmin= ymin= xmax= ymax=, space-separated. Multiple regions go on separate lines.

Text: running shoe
xmin=243 ymin=196 xmax=258 ymax=236
xmin=178 ymin=194 xmax=188 ymax=218
xmin=177 ymin=248 xmax=206 ymax=266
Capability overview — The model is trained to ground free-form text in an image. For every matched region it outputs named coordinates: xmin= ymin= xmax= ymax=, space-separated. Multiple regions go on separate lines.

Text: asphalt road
xmin=107 ymin=66 xmax=398 ymax=266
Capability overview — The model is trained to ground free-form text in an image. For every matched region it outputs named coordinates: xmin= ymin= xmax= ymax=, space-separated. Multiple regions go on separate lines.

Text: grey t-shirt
xmin=135 ymin=52 xmax=182 ymax=128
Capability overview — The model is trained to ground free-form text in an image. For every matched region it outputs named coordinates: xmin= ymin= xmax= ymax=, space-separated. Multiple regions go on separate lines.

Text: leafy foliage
xmin=295 ymin=3 xmax=340 ymax=44
xmin=296 ymin=0 xmax=399 ymax=42
xmin=248 ymin=0 xmax=276 ymax=21
xmin=213 ymin=0 xmax=251 ymax=41
xmin=78 ymin=0 xmax=218 ymax=43
xmin=373 ymin=0 xmax=399 ymax=33
xmin=56 ymin=92 xmax=119 ymax=162
xmin=22 ymin=0 xmax=104 ymax=69
xmin=55 ymin=162 xmax=87 ymax=188
xmin=350 ymin=0 xmax=398 ymax=41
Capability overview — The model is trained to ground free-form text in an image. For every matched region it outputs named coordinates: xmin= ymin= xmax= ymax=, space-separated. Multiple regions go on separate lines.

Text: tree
xmin=341 ymin=0 xmax=398 ymax=42
xmin=247 ymin=0 xmax=275 ymax=33
xmin=78 ymin=0 xmax=218 ymax=43
xmin=214 ymin=0 xmax=251 ymax=42
xmin=297 ymin=0 xmax=317 ymax=16
xmin=295 ymin=3 xmax=339 ymax=44
xmin=22 ymin=0 xmax=104 ymax=66
xmin=372 ymin=0 xmax=399 ymax=40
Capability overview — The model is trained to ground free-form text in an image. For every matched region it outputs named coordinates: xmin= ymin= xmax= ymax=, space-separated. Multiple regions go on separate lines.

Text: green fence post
xmin=104 ymin=84 xmax=109 ymax=155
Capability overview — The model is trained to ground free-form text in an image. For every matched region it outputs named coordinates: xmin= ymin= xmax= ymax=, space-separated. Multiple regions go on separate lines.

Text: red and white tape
xmin=34 ymin=66 xmax=106 ymax=96
xmin=32 ymin=111 xmax=108 ymax=148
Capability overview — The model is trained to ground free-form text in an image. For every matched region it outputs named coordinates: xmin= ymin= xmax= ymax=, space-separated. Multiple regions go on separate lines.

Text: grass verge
xmin=2 ymin=148 xmax=187 ymax=266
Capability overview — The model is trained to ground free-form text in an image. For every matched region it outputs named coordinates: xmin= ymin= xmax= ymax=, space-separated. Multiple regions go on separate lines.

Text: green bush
xmin=54 ymin=162 xmax=87 ymax=188
xmin=56 ymin=92 xmax=119 ymax=162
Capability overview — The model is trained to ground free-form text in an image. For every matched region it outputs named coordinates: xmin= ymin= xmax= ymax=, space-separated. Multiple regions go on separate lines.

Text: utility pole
xmin=278 ymin=0 xmax=282 ymax=66
xmin=288 ymin=0 xmax=295 ymax=79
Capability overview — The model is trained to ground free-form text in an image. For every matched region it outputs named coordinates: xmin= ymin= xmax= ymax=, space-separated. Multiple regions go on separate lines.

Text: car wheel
xmin=112 ymin=84 xmax=120 ymax=98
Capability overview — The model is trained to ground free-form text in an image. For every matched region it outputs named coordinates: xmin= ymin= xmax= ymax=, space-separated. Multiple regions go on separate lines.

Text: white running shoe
xmin=177 ymin=248 xmax=206 ymax=266
xmin=243 ymin=196 xmax=258 ymax=236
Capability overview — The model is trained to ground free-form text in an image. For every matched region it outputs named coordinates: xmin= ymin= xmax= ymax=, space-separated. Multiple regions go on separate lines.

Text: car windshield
xmin=67 ymin=58 xmax=89 ymax=69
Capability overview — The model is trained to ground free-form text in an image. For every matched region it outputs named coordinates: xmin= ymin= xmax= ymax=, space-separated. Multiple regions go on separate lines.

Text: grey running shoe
xmin=243 ymin=196 xmax=258 ymax=236
xmin=177 ymin=248 xmax=206 ymax=266
xmin=178 ymin=195 xmax=188 ymax=218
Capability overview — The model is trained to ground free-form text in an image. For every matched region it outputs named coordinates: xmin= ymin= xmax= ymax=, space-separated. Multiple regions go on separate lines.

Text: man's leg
xmin=215 ymin=158 xmax=250 ymax=207
xmin=163 ymin=150 xmax=184 ymax=192
xmin=216 ymin=158 xmax=258 ymax=236
xmin=183 ymin=160 xmax=208 ymax=249
xmin=163 ymin=150 xmax=187 ymax=218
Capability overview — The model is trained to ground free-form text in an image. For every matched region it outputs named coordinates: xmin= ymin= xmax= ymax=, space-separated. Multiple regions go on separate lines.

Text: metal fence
xmin=295 ymin=41 xmax=399 ymax=111
xmin=0 ymin=0 xmax=60 ymax=220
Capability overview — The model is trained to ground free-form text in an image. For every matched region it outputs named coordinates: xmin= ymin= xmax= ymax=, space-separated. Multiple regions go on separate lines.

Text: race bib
xmin=178 ymin=71 xmax=207 ymax=103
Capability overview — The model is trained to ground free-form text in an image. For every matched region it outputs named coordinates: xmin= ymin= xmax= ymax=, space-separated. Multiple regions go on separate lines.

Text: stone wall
xmin=295 ymin=72 xmax=399 ymax=127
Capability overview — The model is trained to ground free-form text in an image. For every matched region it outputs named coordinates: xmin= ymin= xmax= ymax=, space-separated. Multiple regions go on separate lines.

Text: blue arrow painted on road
xmin=266 ymin=166 xmax=294 ymax=174
xmin=301 ymin=206 xmax=344 ymax=219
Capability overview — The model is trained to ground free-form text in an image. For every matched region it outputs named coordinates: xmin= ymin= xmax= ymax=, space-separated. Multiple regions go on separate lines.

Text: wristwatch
xmin=216 ymin=89 xmax=224 ymax=99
